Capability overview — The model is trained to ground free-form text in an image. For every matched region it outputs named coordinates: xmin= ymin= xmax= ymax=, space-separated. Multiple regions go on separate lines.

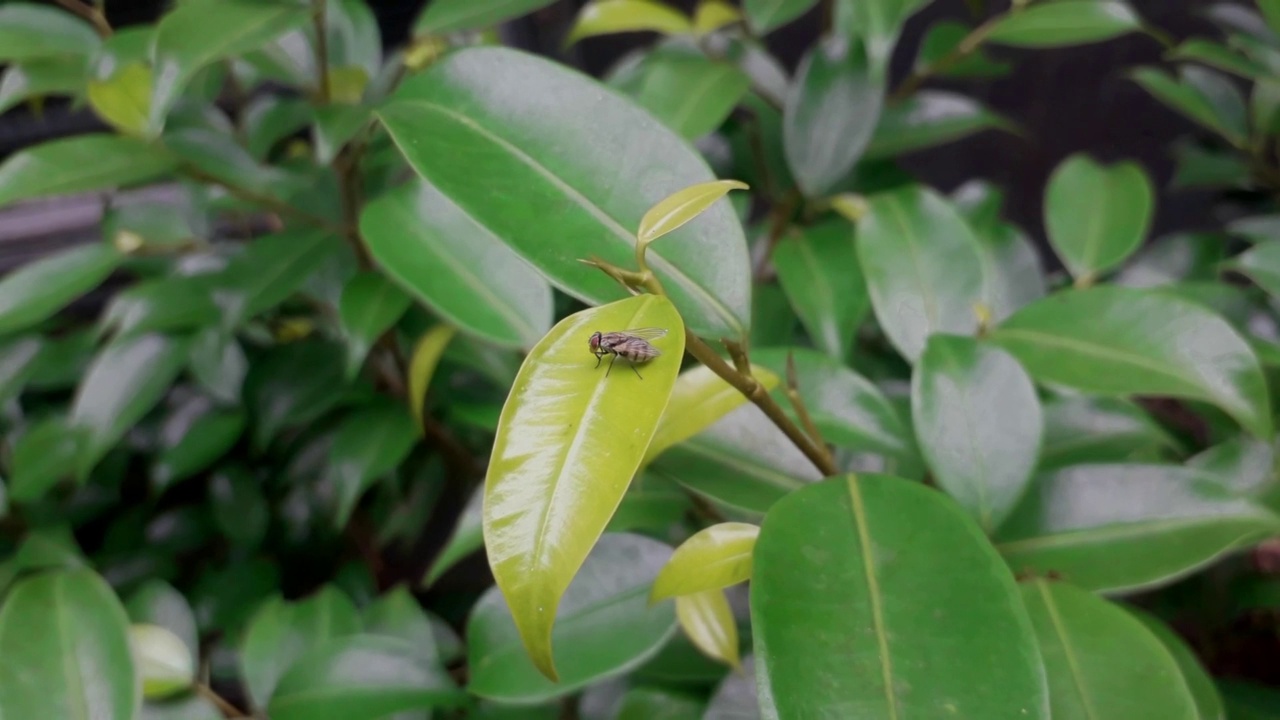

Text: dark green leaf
xmin=243 ymin=95 xmax=313 ymax=159
xmin=916 ymin=21 xmax=1011 ymax=78
xmin=377 ymin=46 xmax=750 ymax=340
xmin=126 ymin=579 xmax=199 ymax=663
xmin=744 ymin=0 xmax=817 ymax=33
xmin=414 ymin=0 xmax=557 ymax=34
xmin=1220 ymin=680 xmax=1280 ymax=720
xmin=9 ymin=415 xmax=86 ymax=503
xmin=0 ymin=335 xmax=41 ymax=404
xmin=0 ymin=569 xmax=137 ymax=720
xmin=327 ymin=399 xmax=419 ymax=526
xmin=423 ymin=485 xmax=484 ymax=587
xmin=1188 ymin=436 xmax=1277 ymax=498
xmin=614 ymin=687 xmax=704 ymax=720
xmin=0 ymin=243 xmax=123 ymax=335
xmin=1044 ymin=154 xmax=1154 ymax=280
xmin=244 ymin=338 xmax=346 ymax=449
xmin=1171 ymin=38 xmax=1269 ymax=79
xmin=998 ymin=464 xmax=1280 ymax=592
xmin=360 ymin=178 xmax=553 ymax=349
xmin=986 ymin=1 xmax=1142 ymax=48
xmin=209 ymin=466 xmax=269 ymax=550
xmin=314 ymin=104 xmax=370 ymax=164
xmin=1131 ymin=67 xmax=1248 ymax=146
xmin=771 ymin=219 xmax=868 ymax=362
xmin=865 ymin=91 xmax=1010 ymax=160
xmin=1127 ymin=607 xmax=1225 ymax=720
xmin=833 ymin=0 xmax=931 ymax=71
xmin=100 ymin=276 xmax=223 ymax=339
xmin=990 ymin=286 xmax=1272 ymax=438
xmin=1230 ymin=240 xmax=1280 ymax=301
xmin=188 ymin=329 xmax=247 ymax=405
xmin=151 ymin=408 xmax=245 ymax=491
xmin=784 ymin=36 xmax=883 ymax=197
xmin=337 ymin=271 xmax=411 ymax=380
xmin=164 ymin=126 xmax=297 ymax=200
xmin=0 ymin=3 xmax=101 ymax=62
xmin=0 ymin=134 xmax=176 ymax=208
xmin=752 ymin=475 xmax=1048 ymax=718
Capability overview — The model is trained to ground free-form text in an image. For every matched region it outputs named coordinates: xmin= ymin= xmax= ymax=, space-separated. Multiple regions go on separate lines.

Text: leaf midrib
xmin=846 ymin=476 xmax=899 ymax=720
xmin=992 ymin=327 xmax=1200 ymax=392
xmin=1035 ymin=581 xmax=1101 ymax=720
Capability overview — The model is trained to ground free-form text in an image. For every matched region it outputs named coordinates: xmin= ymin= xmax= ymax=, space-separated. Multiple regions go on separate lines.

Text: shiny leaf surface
xmin=125 ymin=580 xmax=199 ymax=663
xmin=0 ymin=4 xmax=100 ymax=62
xmin=244 ymin=339 xmax=346 ymax=449
xmin=566 ymin=0 xmax=692 ymax=45
xmin=129 ymin=624 xmax=193 ymax=699
xmin=9 ymin=415 xmax=85 ymax=502
xmin=409 ymin=323 xmax=457 ymax=434
xmin=0 ymin=57 xmax=86 ymax=115
xmin=772 ymin=218 xmax=868 ymax=361
xmin=744 ymin=0 xmax=818 ymax=34
xmin=987 ymin=1 xmax=1142 ymax=47
xmin=327 ymin=400 xmax=419 ymax=526
xmin=674 ymin=590 xmax=739 ymax=670
xmin=151 ymin=408 xmax=246 ymax=491
xmin=865 ymin=90 xmax=1010 ymax=160
xmin=638 ymin=180 xmax=749 ymax=247
xmin=613 ymin=49 xmax=750 ymax=141
xmin=651 ymin=522 xmax=758 ymax=601
xmin=1045 ymin=154 xmax=1154 ymax=280
xmin=0 ymin=133 xmax=174 ymax=208
xmin=0 ymin=243 xmax=123 ymax=336
xmin=644 ymin=363 xmax=779 ymax=464
xmin=337 ymin=271 xmax=411 ymax=381
xmin=414 ymin=0 xmax=557 ymax=35
xmin=87 ymin=62 xmax=154 ymax=137
xmin=1038 ymin=394 xmax=1174 ymax=469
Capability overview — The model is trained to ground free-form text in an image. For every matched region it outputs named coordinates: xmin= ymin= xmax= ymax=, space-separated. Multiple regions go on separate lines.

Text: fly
xmin=588 ymin=327 xmax=667 ymax=379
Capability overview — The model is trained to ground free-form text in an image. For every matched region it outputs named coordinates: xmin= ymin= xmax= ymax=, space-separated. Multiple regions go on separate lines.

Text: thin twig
xmin=784 ymin=351 xmax=830 ymax=453
xmin=195 ymin=683 xmax=246 ymax=718
xmin=888 ymin=13 xmax=1004 ymax=104
xmin=312 ymin=0 xmax=331 ymax=103
xmin=177 ymin=164 xmax=347 ymax=236
xmin=54 ymin=0 xmax=112 ymax=37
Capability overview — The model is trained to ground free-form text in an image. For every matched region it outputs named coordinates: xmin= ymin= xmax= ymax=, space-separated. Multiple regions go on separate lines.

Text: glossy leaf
xmin=0 ymin=57 xmax=86 ymax=114
xmin=378 ymin=47 xmax=749 ymax=340
xmin=997 ymin=464 xmax=1280 ymax=592
xmin=744 ymin=0 xmax=818 ymax=33
xmin=752 ymin=475 xmax=1048 ymax=718
xmin=651 ymin=522 xmax=758 ymax=601
xmin=129 ymin=624 xmax=194 ymax=699
xmin=1171 ymin=38 xmax=1268 ymax=79
xmin=772 ymin=218 xmax=868 ymax=361
xmin=409 ymin=323 xmax=457 ymax=434
xmin=834 ymin=0 xmax=932 ymax=71
xmin=674 ymin=590 xmax=738 ymax=672
xmin=0 ymin=336 xmax=40 ymax=404
xmin=972 ymin=220 xmax=1045 ymax=323
xmin=268 ymin=635 xmax=461 ymax=720
xmin=1045 ymin=155 xmax=1154 ymax=280
xmin=361 ymin=178 xmax=553 ymax=349
xmin=1230 ymin=239 xmax=1280 ymax=301
xmin=467 ymin=533 xmax=678 ymax=702
xmin=87 ymin=62 xmax=154 ymax=137
xmin=865 ymin=90 xmax=1011 ymax=160
xmin=483 ymin=294 xmax=684 ymax=681
xmin=414 ymin=0 xmax=557 ymax=35
xmin=364 ymin=586 xmax=440 ymax=664
xmin=9 ymin=415 xmax=85 ymax=502
xmin=244 ymin=339 xmax=346 ymax=449
xmin=857 ymin=184 xmax=985 ymax=362
xmin=614 ymin=47 xmax=751 ymax=141
xmin=125 ymin=580 xmax=199 ymax=663
xmin=1130 ymin=67 xmax=1248 ymax=146
xmin=328 ymin=400 xmax=419 ymax=526
xmin=0 ymin=3 xmax=100 ymax=62
xmin=0 ymin=243 xmax=123 ymax=335
xmin=1189 ymin=436 xmax=1277 ymax=497
xmin=986 ymin=1 xmax=1142 ymax=47
xmin=100 ymin=276 xmax=222 ymax=340
xmin=644 ymin=363 xmax=779 ymax=464
xmin=566 ymin=0 xmax=692 ymax=45
xmin=990 ymin=286 xmax=1272 ymax=438
xmin=188 ymin=329 xmax=247 ymax=405
xmin=70 ymin=333 xmax=191 ymax=479
xmin=1019 ymin=579 xmax=1198 ymax=720
xmin=784 ymin=36 xmax=883 ymax=198
xmin=1128 ymin=607 xmax=1225 ymax=720
xmin=337 ymin=271 xmax=411 ymax=381
xmin=0 ymin=133 xmax=175 ymax=208
xmin=0 ymin=569 xmax=138 ymax=720
xmin=239 ymin=586 xmax=362 ymax=709
xmin=639 ymin=180 xmax=749 ymax=247
xmin=1038 ymin=394 xmax=1174 ymax=469
xmin=151 ymin=408 xmax=246 ymax=491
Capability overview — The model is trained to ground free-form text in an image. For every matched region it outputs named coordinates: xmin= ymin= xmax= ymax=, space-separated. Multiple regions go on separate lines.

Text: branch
xmin=312 ymin=0 xmax=331 ymax=103
xmin=195 ymin=683 xmax=246 ymax=718
xmin=784 ymin=351 xmax=829 ymax=451
xmin=177 ymin=164 xmax=347 ymax=236
xmin=888 ymin=13 xmax=1003 ymax=104
xmin=54 ymin=0 xmax=112 ymax=38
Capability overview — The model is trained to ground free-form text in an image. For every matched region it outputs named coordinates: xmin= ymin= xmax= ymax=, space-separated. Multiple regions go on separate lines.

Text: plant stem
xmin=54 ymin=0 xmax=112 ymax=38
xmin=887 ymin=12 xmax=1003 ymax=104
xmin=312 ymin=0 xmax=331 ymax=103
xmin=195 ymin=683 xmax=246 ymax=718
xmin=784 ymin=351 xmax=830 ymax=452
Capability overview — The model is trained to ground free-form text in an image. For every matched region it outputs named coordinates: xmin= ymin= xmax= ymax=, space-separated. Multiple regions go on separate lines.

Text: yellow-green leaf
xmin=650 ymin=521 xmax=758 ymax=601
xmin=638 ymin=179 xmax=749 ymax=247
xmin=644 ymin=363 xmax=778 ymax=464
xmin=676 ymin=589 xmax=740 ymax=669
xmin=87 ymin=62 xmax=154 ymax=138
xmin=408 ymin=324 xmax=456 ymax=435
xmin=566 ymin=0 xmax=693 ymax=46
xmin=483 ymin=293 xmax=685 ymax=682
xmin=693 ymin=0 xmax=742 ymax=35
xmin=128 ymin=623 xmax=193 ymax=699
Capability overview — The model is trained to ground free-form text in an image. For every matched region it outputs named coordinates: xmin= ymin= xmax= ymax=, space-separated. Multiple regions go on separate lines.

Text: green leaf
xmin=378 ymin=46 xmax=749 ymax=340
xmin=9 ymin=415 xmax=85 ymax=502
xmin=565 ymin=0 xmax=693 ymax=45
xmin=152 ymin=0 xmax=309 ymax=128
xmin=243 ymin=96 xmax=312 ymax=159
xmin=151 ymin=408 xmax=245 ymax=492
xmin=100 ymin=276 xmax=223 ymax=340
xmin=467 ymin=533 xmax=678 ymax=702
xmin=986 ymin=1 xmax=1142 ymax=48
xmin=0 ymin=3 xmax=101 ymax=62
xmin=188 ymin=329 xmax=247 ymax=405
xmin=1229 ymin=240 xmax=1280 ymax=301
xmin=997 ymin=464 xmax=1280 ymax=593
xmin=268 ymin=634 xmax=461 ymax=720
xmin=408 ymin=324 xmax=457 ymax=434
xmin=328 ymin=400 xmax=419 ymax=526
xmin=1189 ymin=436 xmax=1277 ymax=498
xmin=129 ymin=624 xmax=194 ymax=699
xmin=219 ymin=228 xmax=343 ymax=322
xmin=865 ymin=90 xmax=1011 ymax=160
xmin=70 ymin=333 xmax=191 ymax=479
xmin=0 ymin=336 xmax=42 ymax=404
xmin=916 ymin=21 xmax=1011 ymax=78
xmin=1220 ymin=680 xmax=1280 ymax=720
xmin=703 ymin=654 xmax=758 ymax=718
xmin=337 ymin=271 xmax=411 ymax=381
xmin=674 ymin=590 xmax=739 ymax=672
xmin=0 ymin=57 xmax=86 ymax=115
xmin=744 ymin=0 xmax=818 ymax=33
xmin=313 ymin=104 xmax=370 ymax=164
xmin=361 ymin=178 xmax=553 ymax=349
xmin=990 ymin=286 xmax=1273 ymax=438
xmin=414 ymin=0 xmax=557 ymax=35
xmin=1038 ymin=394 xmax=1174 ymax=470
xmin=239 ymin=586 xmax=362 ymax=709
xmin=1130 ymin=67 xmax=1248 ymax=146
xmin=651 ymin=522 xmax=758 ymax=601
xmin=1045 ymin=154 xmax=1154 ymax=280
xmin=0 ymin=569 xmax=138 ymax=720
xmin=971 ymin=219 xmax=1046 ymax=323
xmin=140 ymin=695 xmax=222 ymax=720
xmin=1019 ymin=579 xmax=1199 ymax=720
xmin=244 ymin=338 xmax=346 ymax=449
xmin=125 ymin=580 xmax=199 ymax=664
xmin=752 ymin=475 xmax=1048 ymax=718
xmin=833 ymin=0 xmax=932 ymax=72
xmin=639 ymin=179 xmax=750 ymax=247
xmin=1127 ymin=607 xmax=1225 ymax=720
xmin=88 ymin=62 xmax=155 ymax=137
xmin=325 ymin=0 xmax=381 ymax=81
xmin=644 ymin=363 xmax=779 ymax=464
xmin=857 ymin=184 xmax=985 ymax=363
xmin=612 ymin=47 xmax=750 ymax=141
xmin=0 ymin=243 xmax=123 ymax=336
xmin=364 ymin=586 xmax=440 ymax=665
xmin=784 ymin=36 xmax=883 ymax=198
xmin=209 ymin=466 xmax=269 ymax=550
xmin=483 ymin=294 xmax=684 ymax=681
xmin=1170 ymin=38 xmax=1269 ymax=79
xmin=0 ymin=133 xmax=175 ymax=208
xmin=912 ymin=334 xmax=1042 ymax=532
xmin=771 ymin=218 xmax=868 ymax=362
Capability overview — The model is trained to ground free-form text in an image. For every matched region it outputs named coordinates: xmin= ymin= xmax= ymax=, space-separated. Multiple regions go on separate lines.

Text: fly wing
xmin=622 ymin=327 xmax=669 ymax=341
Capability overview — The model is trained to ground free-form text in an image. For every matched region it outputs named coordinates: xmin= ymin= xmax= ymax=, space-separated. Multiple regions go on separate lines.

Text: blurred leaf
xmin=151 ymin=408 xmax=245 ymax=491
xmin=0 ymin=335 xmax=41 ymax=404
xmin=784 ymin=36 xmax=883 ymax=197
xmin=997 ymin=464 xmax=1280 ymax=592
xmin=693 ymin=1 xmax=741 ymax=35
xmin=913 ymin=334 xmax=1042 ymax=532
xmin=1019 ymin=579 xmax=1199 ymax=719
xmin=223 ymin=228 xmax=342 ymax=322
xmin=833 ymin=0 xmax=931 ymax=71
xmin=615 ymin=686 xmax=706 ymax=719
xmin=140 ymin=696 xmax=222 ymax=720
xmin=244 ymin=338 xmax=346 ymax=449
xmin=0 ymin=133 xmax=175 ymax=208
xmin=613 ymin=47 xmax=751 ymax=141
xmin=126 ymin=580 xmax=199 ymax=663
xmin=857 ymin=184 xmax=985 ymax=363
xmin=361 ymin=178 xmax=553 ymax=349
xmin=268 ymin=635 xmax=462 ymax=720
xmin=1170 ymin=38 xmax=1268 ymax=79
xmin=414 ymin=0 xmax=557 ymax=35
xmin=607 ymin=473 xmax=691 ymax=534
xmin=1116 ymin=231 xmax=1225 ymax=288
xmin=917 ymin=21 xmax=1011 ymax=77
xmin=0 ymin=569 xmax=137 ymax=720
xmin=674 ymin=591 xmax=738 ymax=672
xmin=1131 ymin=67 xmax=1248 ymax=146
xmin=1127 ymin=607 xmax=1225 ymax=720
xmin=0 ymin=3 xmax=101 ymax=62
xmin=1189 ymin=436 xmax=1277 ymax=497
xmin=188 ymin=329 xmax=247 ymax=405
xmin=325 ymin=0 xmax=381 ymax=80
xmin=101 ymin=276 xmax=223 ymax=340
xmin=772 ymin=219 xmax=868 ymax=362
xmin=467 ymin=533 xmax=678 ymax=702
xmin=70 ymin=333 xmax=191 ymax=479
xmin=703 ymin=654 xmax=759 ymax=719
xmin=164 ymin=126 xmax=295 ymax=200
xmin=866 ymin=91 xmax=1011 ymax=160
xmin=0 ymin=57 xmax=85 ymax=114
xmin=423 ymin=484 xmax=484 ymax=587
xmin=645 ymin=363 xmax=779 ymax=464
xmin=973 ymin=220 xmax=1045 ymax=323
xmin=408 ymin=323 xmax=457 ymax=435
xmin=987 ymin=1 xmax=1142 ymax=47
xmin=240 ymin=586 xmax=362 ymax=709
xmin=328 ymin=399 xmax=419 ymax=526
xmin=364 ymin=586 xmax=440 ymax=665
xmin=744 ymin=0 xmax=818 ymax=33
xmin=990 ymin=286 xmax=1272 ymax=438
xmin=639 ymin=179 xmax=750 ymax=247
xmin=129 ymin=624 xmax=194 ymax=699
xmin=208 ymin=466 xmax=269 ymax=550
xmin=9 ymin=415 xmax=86 ymax=502
xmin=483 ymin=295 xmax=683 ymax=680
xmin=313 ymin=103 xmax=369 ymax=163
xmin=749 ymin=281 xmax=799 ymax=349
xmin=338 ymin=271 xmax=411 ymax=381
xmin=651 ymin=522 xmax=758 ymax=601
xmin=0 ymin=243 xmax=123 ymax=336
xmin=1229 ymin=240 xmax=1280 ymax=301
xmin=1045 ymin=154 xmax=1154 ymax=281
xmin=88 ymin=61 xmax=154 ymax=137
xmin=378 ymin=46 xmax=749 ymax=340
xmin=752 ymin=475 xmax=1048 ymax=718
xmin=566 ymin=0 xmax=692 ymax=45
xmin=243 ymin=95 xmax=313 ymax=159
xmin=1220 ymin=680 xmax=1280 ymax=720
xmin=1038 ymin=394 xmax=1175 ymax=470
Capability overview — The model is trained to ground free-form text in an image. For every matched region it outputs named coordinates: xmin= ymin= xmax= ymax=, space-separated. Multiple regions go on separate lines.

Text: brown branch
xmin=888 ymin=13 xmax=1003 ymax=104
xmin=54 ymin=0 xmax=112 ymax=38
xmin=195 ymin=683 xmax=246 ymax=718
xmin=785 ymin=351 xmax=830 ymax=452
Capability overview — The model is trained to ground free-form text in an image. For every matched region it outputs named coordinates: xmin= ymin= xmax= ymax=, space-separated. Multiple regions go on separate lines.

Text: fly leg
xmin=629 ymin=359 xmax=643 ymax=380
xmin=606 ymin=353 xmax=617 ymax=377
xmin=594 ymin=353 xmax=603 ymax=369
